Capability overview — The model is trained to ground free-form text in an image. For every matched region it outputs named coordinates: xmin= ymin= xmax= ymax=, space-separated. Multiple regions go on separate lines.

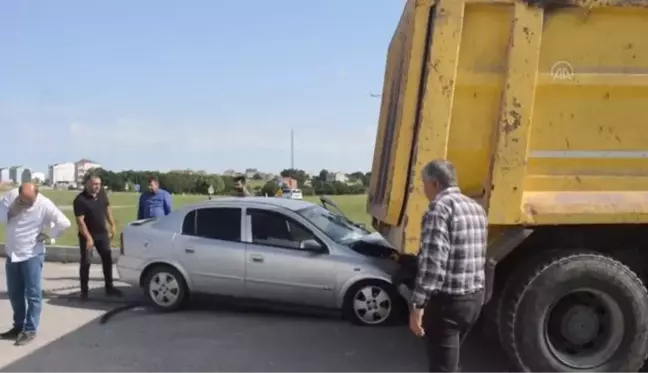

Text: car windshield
xmin=297 ymin=205 xmax=367 ymax=244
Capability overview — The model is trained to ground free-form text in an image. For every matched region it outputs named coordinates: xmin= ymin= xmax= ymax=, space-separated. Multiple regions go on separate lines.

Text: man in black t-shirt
xmin=72 ymin=175 xmax=122 ymax=299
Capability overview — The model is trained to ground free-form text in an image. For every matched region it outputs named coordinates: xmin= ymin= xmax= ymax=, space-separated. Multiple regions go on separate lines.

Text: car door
xmin=175 ymin=207 xmax=246 ymax=297
xmin=243 ymin=208 xmax=336 ymax=308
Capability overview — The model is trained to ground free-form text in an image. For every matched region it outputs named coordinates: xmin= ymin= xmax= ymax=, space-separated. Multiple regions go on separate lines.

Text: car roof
xmin=190 ymin=196 xmax=316 ymax=211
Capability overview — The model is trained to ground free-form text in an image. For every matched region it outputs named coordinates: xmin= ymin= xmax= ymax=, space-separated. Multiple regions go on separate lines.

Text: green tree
xmin=316 ymin=182 xmax=337 ymax=195
xmin=363 ymin=172 xmax=372 ymax=187
xmin=332 ymin=181 xmax=349 ymax=195
xmin=318 ymin=169 xmax=329 ymax=182
xmin=348 ymin=171 xmax=363 ymax=181
xmin=88 ymin=167 xmax=368 ymax=196
xmin=280 ymin=169 xmax=308 ymax=186
xmin=211 ymin=175 xmax=226 ymax=194
xmin=261 ymin=181 xmax=279 ymax=196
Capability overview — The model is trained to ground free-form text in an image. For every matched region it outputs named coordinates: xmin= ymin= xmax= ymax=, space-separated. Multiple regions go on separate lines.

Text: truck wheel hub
xmin=561 ymin=305 xmax=599 ymax=345
xmin=546 ymin=289 xmax=624 ymax=369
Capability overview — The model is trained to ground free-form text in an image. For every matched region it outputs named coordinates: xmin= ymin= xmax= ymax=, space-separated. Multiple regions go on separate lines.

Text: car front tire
xmin=343 ymin=279 xmax=405 ymax=326
xmin=144 ymin=265 xmax=188 ymax=312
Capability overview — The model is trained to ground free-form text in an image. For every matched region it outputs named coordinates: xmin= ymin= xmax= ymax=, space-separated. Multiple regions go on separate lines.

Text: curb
xmin=0 ymin=243 xmax=120 ymax=264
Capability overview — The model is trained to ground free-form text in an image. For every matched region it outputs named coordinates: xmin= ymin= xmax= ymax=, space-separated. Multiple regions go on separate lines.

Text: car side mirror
xmin=300 ymin=239 xmax=325 ymax=252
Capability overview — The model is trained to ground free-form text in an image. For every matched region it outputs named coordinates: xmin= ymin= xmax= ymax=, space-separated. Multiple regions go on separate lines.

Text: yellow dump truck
xmin=369 ymin=0 xmax=648 ymax=371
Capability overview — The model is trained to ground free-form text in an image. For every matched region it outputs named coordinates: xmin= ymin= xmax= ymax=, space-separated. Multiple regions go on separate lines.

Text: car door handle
xmin=185 ymin=248 xmax=195 ymax=254
xmin=250 ymin=254 xmax=264 ymax=263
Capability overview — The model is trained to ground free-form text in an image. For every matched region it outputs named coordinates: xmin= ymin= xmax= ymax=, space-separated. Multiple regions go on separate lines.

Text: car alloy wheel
xmin=352 ymin=285 xmax=393 ymax=325
xmin=148 ymin=271 xmax=181 ymax=307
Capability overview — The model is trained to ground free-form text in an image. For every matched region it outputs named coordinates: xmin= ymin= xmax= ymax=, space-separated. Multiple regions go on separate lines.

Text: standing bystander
xmin=73 ymin=175 xmax=122 ymax=299
xmin=408 ymin=160 xmax=488 ymax=372
xmin=232 ymin=175 xmax=251 ymax=197
xmin=137 ymin=175 xmax=172 ymax=219
xmin=0 ymin=183 xmax=71 ymax=345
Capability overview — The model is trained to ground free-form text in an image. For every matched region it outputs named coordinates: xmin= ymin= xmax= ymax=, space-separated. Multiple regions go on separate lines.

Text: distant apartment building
xmin=9 ymin=166 xmax=20 ymax=184
xmin=75 ymin=159 xmax=101 ymax=183
xmin=48 ymin=162 xmax=76 ymax=184
xmin=8 ymin=166 xmax=31 ymax=185
xmin=0 ymin=168 xmax=10 ymax=184
xmin=326 ymin=172 xmax=348 ymax=183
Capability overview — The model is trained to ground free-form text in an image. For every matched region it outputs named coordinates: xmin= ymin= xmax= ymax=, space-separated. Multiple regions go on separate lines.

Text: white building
xmin=326 ymin=171 xmax=348 ymax=183
xmin=75 ymin=159 xmax=101 ymax=183
xmin=31 ymin=172 xmax=46 ymax=183
xmin=9 ymin=166 xmax=21 ymax=184
xmin=0 ymin=168 xmax=9 ymax=184
xmin=48 ymin=162 xmax=76 ymax=184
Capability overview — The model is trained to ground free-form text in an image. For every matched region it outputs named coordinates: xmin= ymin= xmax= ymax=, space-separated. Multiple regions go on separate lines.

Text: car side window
xmin=182 ymin=207 xmax=242 ymax=242
xmin=248 ymin=209 xmax=321 ymax=250
xmin=182 ymin=210 xmax=196 ymax=235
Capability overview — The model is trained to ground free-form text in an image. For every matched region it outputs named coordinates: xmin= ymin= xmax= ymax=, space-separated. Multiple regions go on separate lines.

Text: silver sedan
xmin=117 ymin=197 xmax=407 ymax=326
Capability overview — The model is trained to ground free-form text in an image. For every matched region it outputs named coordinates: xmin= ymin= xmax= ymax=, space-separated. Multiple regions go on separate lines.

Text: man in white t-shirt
xmin=0 ymin=184 xmax=71 ymax=346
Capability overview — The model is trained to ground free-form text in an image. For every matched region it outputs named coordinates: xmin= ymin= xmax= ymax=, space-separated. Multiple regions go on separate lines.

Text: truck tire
xmin=500 ymin=250 xmax=648 ymax=372
xmin=496 ymin=251 xmax=552 ymax=357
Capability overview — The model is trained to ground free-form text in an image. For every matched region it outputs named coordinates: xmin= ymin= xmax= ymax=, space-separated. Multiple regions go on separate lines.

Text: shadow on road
xmin=1 ymin=286 xmax=510 ymax=372
xmin=0 ymin=282 xmax=137 ymax=307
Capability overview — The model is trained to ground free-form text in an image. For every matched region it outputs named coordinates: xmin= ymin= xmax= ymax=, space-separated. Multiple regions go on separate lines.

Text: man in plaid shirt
xmin=409 ymin=159 xmax=488 ymax=372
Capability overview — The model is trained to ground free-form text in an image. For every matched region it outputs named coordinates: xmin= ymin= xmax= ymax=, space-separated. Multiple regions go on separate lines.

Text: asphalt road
xmin=0 ymin=260 xmax=510 ymax=372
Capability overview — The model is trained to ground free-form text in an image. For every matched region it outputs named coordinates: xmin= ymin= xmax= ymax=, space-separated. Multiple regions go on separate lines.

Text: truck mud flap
xmin=484 ymin=228 xmax=533 ymax=303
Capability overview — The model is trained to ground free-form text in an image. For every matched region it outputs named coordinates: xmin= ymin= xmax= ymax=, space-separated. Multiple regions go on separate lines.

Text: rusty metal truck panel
xmin=369 ymin=0 xmax=648 ymax=254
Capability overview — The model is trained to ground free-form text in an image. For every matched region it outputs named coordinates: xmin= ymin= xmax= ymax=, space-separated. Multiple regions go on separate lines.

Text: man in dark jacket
xmin=137 ymin=176 xmax=172 ymax=219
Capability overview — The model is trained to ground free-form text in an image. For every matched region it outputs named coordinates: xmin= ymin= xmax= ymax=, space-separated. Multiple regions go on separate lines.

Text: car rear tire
xmin=500 ymin=250 xmax=648 ymax=372
xmin=343 ymin=279 xmax=404 ymax=326
xmin=144 ymin=265 xmax=188 ymax=312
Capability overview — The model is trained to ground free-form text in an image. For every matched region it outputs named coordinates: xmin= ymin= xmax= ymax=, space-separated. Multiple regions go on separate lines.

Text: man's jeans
xmin=5 ymin=254 xmax=44 ymax=332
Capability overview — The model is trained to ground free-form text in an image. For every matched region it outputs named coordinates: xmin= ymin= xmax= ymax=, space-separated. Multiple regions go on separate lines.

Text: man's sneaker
xmin=14 ymin=331 xmax=36 ymax=346
xmin=80 ymin=291 xmax=89 ymax=301
xmin=0 ymin=327 xmax=21 ymax=340
xmin=105 ymin=286 xmax=123 ymax=297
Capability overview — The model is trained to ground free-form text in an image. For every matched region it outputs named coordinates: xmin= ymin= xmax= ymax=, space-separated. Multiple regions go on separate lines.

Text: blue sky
xmin=0 ymin=0 xmax=403 ymax=175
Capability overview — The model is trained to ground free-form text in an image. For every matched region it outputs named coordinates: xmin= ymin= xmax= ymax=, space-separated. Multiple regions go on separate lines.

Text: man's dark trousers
xmin=423 ymin=290 xmax=484 ymax=372
xmin=78 ymin=233 xmax=114 ymax=293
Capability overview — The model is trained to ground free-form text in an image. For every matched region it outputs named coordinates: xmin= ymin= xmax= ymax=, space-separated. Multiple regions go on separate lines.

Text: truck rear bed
xmin=368 ymin=0 xmax=648 ymax=254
